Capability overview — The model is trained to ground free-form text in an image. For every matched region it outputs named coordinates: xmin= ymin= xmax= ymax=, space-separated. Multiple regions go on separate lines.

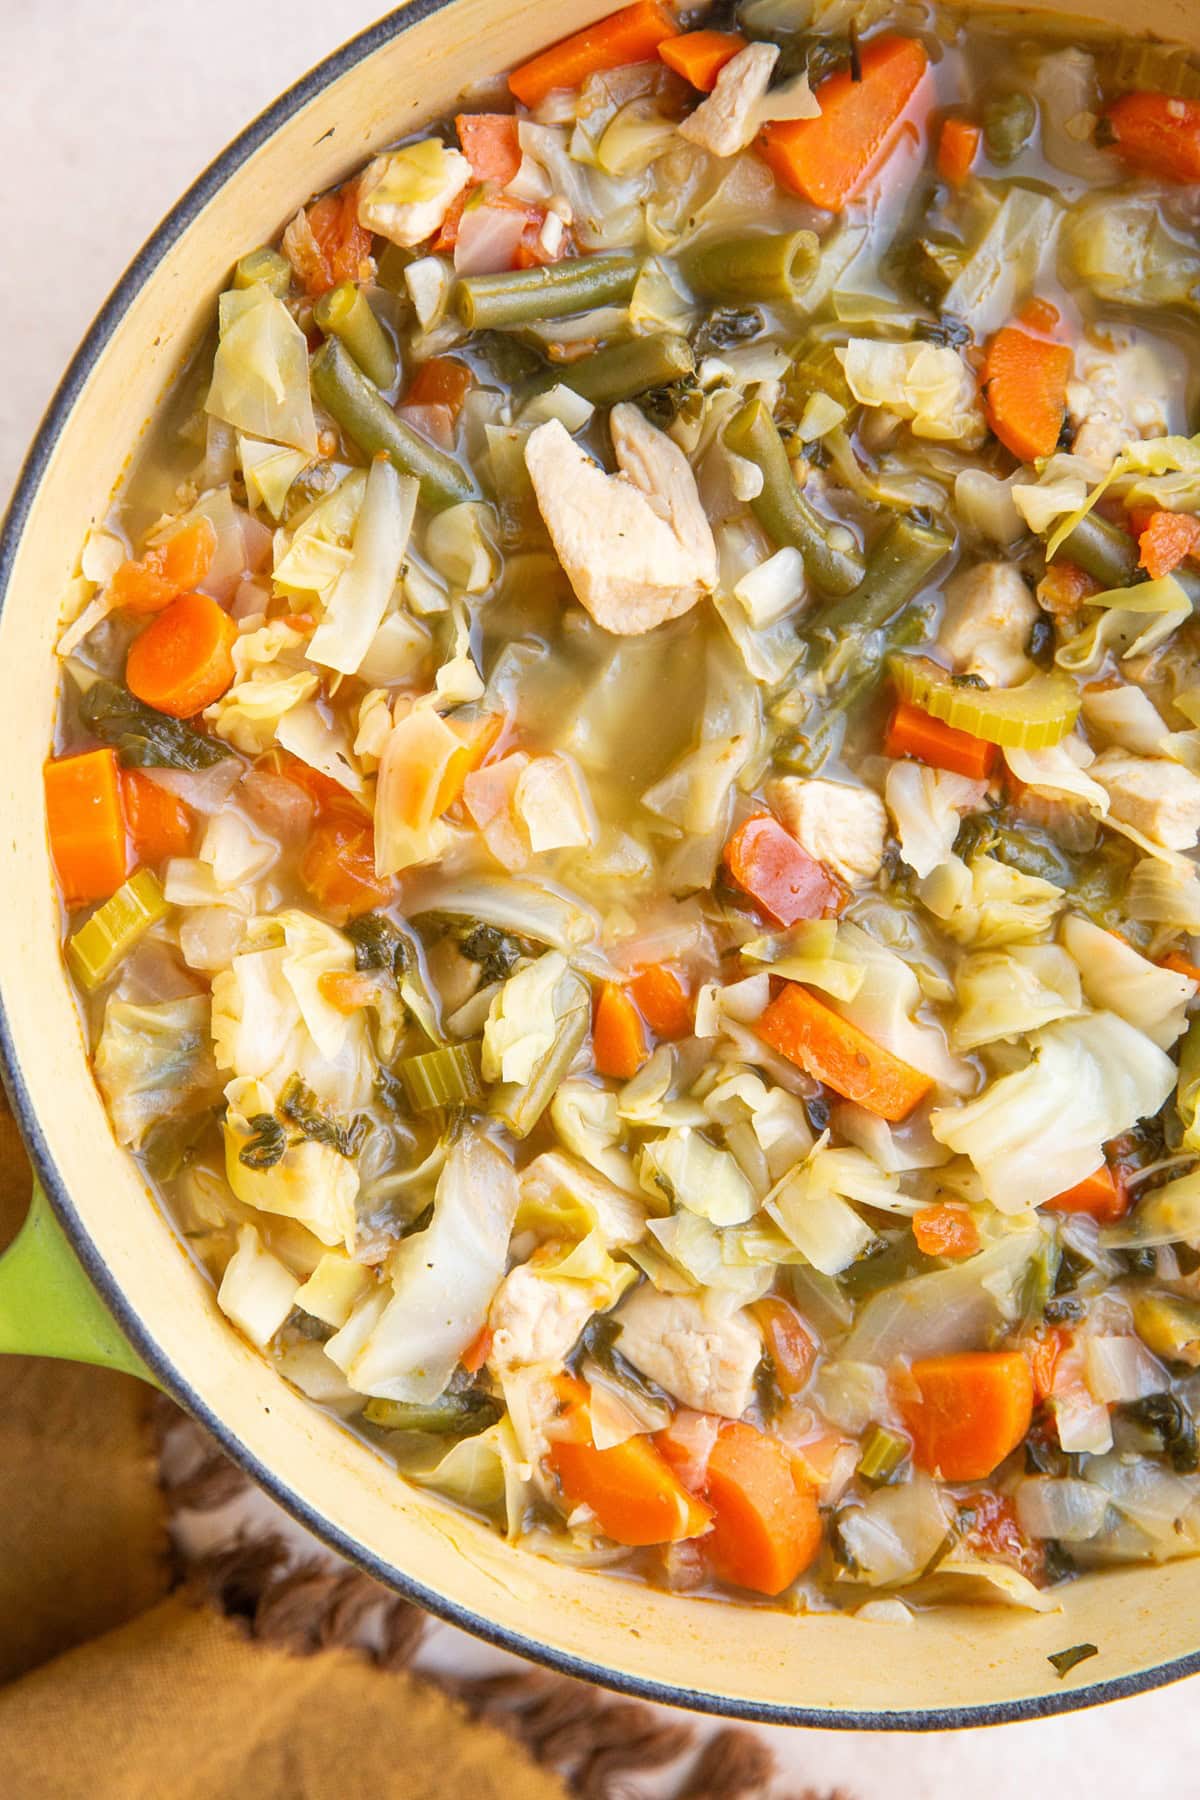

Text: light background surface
xmin=0 ymin=3 xmax=1193 ymax=1792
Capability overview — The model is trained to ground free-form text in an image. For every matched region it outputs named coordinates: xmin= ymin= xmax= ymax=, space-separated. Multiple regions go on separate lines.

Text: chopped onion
xmin=1015 ymin=1476 xmax=1111 ymax=1542
xmin=1084 ymin=1334 xmax=1171 ymax=1405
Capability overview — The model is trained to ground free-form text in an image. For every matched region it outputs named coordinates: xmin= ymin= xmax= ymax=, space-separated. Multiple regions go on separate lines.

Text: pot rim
xmin=4 ymin=0 xmax=1200 ymax=1731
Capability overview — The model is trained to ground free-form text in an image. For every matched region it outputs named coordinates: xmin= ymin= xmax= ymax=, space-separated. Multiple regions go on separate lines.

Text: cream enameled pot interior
xmin=5 ymin=0 xmax=1200 ymax=1724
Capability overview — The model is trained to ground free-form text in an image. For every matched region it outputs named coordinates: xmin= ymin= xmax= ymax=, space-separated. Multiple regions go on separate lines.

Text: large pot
xmin=3 ymin=0 xmax=1200 ymax=1730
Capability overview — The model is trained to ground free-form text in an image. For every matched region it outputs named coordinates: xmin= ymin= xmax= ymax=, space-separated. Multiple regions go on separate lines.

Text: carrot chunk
xmin=1137 ymin=509 xmax=1200 ymax=581
xmin=629 ymin=964 xmax=693 ymax=1040
xmin=461 ymin=1324 xmax=494 ymax=1376
xmin=723 ymin=814 xmax=843 ymax=927
xmin=936 ymin=115 xmax=980 ymax=186
xmin=901 ymin=1352 xmax=1034 ymax=1481
xmin=107 ymin=517 xmax=218 ymax=616
xmin=455 ymin=112 xmax=522 ymax=185
xmin=593 ymin=982 xmax=650 ymax=1080
xmin=509 ymin=1 xmax=680 ymax=109
xmin=659 ymin=28 xmax=746 ymax=91
xmin=44 ymin=748 xmax=129 ymax=908
xmin=1162 ymin=950 xmax=1200 ymax=984
xmin=759 ymin=35 xmax=929 ymax=212
xmin=750 ymin=1296 xmax=816 ymax=1396
xmin=756 ymin=984 xmax=933 ymax=1122
xmin=300 ymin=805 xmax=393 ymax=921
xmin=982 ymin=324 xmax=1073 ymax=463
xmin=1104 ymin=91 xmax=1200 ymax=184
xmin=125 ymin=592 xmax=238 ymax=719
xmin=120 ymin=768 xmax=193 ymax=867
xmin=548 ymin=1376 xmax=713 ymax=1547
xmin=912 ymin=1202 xmax=980 ymax=1259
xmin=703 ymin=1422 xmax=822 ymax=1596
xmin=1045 ymin=1164 xmax=1128 ymax=1223
xmin=884 ymin=698 xmax=997 ymax=781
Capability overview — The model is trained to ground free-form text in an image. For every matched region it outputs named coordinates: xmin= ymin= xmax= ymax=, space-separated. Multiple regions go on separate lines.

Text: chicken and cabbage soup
xmin=44 ymin=0 xmax=1200 ymax=1611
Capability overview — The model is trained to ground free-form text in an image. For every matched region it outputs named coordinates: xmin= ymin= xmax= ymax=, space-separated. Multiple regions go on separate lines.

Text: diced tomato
xmin=292 ymin=182 xmax=374 ymax=296
xmin=959 ymin=1490 xmax=1044 ymax=1585
xmin=300 ymin=804 xmax=393 ymax=920
xmin=750 ymin=1296 xmax=816 ymax=1396
xmin=1026 ymin=1326 xmax=1070 ymax=1405
xmin=456 ymin=113 xmax=523 ymax=186
xmin=629 ymin=964 xmax=693 ymax=1040
xmin=404 ymin=357 xmax=474 ymax=421
xmin=1046 ymin=1164 xmax=1128 ymax=1223
xmin=120 ymin=769 xmax=194 ymax=866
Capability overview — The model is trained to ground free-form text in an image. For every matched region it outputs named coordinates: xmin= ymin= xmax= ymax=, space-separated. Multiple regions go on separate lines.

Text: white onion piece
xmin=454 ymin=203 xmax=528 ymax=275
xmin=142 ymin=762 xmax=242 ymax=815
xmin=1015 ymin=1476 xmax=1111 ymax=1542
xmin=1085 ymin=1334 xmax=1170 ymax=1404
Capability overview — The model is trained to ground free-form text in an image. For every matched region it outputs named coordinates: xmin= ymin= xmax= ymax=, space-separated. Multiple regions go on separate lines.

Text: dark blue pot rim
xmin=3 ymin=0 xmax=1199 ymax=1732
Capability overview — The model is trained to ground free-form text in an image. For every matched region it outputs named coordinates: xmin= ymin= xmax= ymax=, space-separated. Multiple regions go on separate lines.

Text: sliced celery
xmin=857 ymin=1424 xmax=910 ymax=1488
xmin=889 ymin=654 xmax=1080 ymax=749
xmin=66 ymin=869 xmax=169 ymax=992
xmin=397 ymin=1042 xmax=482 ymax=1112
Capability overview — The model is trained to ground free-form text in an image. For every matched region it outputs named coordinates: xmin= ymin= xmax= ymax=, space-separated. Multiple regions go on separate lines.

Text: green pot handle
xmin=0 ymin=1181 xmax=158 ymax=1385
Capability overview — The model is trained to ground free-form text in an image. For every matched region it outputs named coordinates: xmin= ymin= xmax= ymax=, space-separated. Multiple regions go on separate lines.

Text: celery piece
xmin=857 ymin=1425 xmax=910 ymax=1488
xmin=67 ymin=870 xmax=169 ymax=992
xmin=889 ymin=653 xmax=1080 ymax=749
xmin=397 ymin=1042 xmax=482 ymax=1112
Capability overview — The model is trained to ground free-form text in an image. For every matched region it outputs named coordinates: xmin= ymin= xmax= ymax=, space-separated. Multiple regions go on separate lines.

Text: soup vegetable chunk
xmin=47 ymin=0 xmax=1200 ymax=1610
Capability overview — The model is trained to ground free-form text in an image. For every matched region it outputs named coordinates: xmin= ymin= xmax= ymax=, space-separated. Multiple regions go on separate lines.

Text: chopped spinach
xmin=1047 ymin=1642 xmax=1099 ymax=1679
xmin=80 ymin=678 xmax=233 ymax=770
xmin=238 ymin=1114 xmax=288 ymax=1171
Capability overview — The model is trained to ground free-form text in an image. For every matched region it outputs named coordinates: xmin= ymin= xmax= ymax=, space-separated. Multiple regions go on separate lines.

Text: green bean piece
xmin=453 ymin=251 xmax=642 ymax=330
xmin=805 ymin=514 xmax=952 ymax=645
xmin=982 ymin=91 xmax=1037 ymax=163
xmin=778 ymin=602 xmax=935 ymax=774
xmin=363 ymin=1391 xmax=502 ymax=1436
xmin=233 ymin=246 xmax=292 ymax=297
xmin=310 ymin=338 xmax=476 ymax=512
xmin=681 ymin=231 xmax=820 ymax=305
xmin=724 ymin=399 xmax=865 ymax=596
xmin=543 ymin=331 xmax=695 ymax=407
xmin=314 ymin=280 xmax=397 ymax=390
xmin=1050 ymin=510 xmax=1140 ymax=589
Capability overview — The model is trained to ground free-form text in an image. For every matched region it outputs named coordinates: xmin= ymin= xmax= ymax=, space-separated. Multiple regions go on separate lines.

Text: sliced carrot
xmin=120 ymin=768 xmax=193 ymax=866
xmin=1104 ymin=91 xmax=1200 ymax=184
xmin=125 ymin=592 xmax=237 ymax=719
xmin=703 ymin=1421 xmax=822 ymax=1596
xmin=629 ymin=963 xmax=692 ymax=1040
xmin=756 ymin=984 xmax=933 ymax=1122
xmin=292 ymin=182 xmax=373 ymax=297
xmin=547 ymin=1376 xmax=713 ymax=1547
xmin=593 ymin=982 xmax=649 ymax=1081
xmin=404 ymin=356 xmax=474 ymax=422
xmin=936 ymin=115 xmax=980 ymax=186
xmin=44 ymin=748 xmax=129 ymax=908
xmin=107 ymin=517 xmax=218 ymax=617
xmin=1036 ymin=559 xmax=1101 ymax=619
xmin=461 ymin=1324 xmax=494 ymax=1376
xmin=1017 ymin=296 xmax=1061 ymax=336
xmin=901 ymin=1351 xmax=1034 ymax=1481
xmin=508 ymin=0 xmax=680 ymax=108
xmin=1162 ymin=950 xmax=1200 ymax=984
xmin=912 ymin=1202 xmax=980 ymax=1260
xmin=659 ymin=28 xmax=746 ymax=91
xmin=456 ymin=113 xmax=522 ymax=185
xmin=759 ymin=35 xmax=929 ymax=213
xmin=1137 ymin=509 xmax=1200 ymax=581
xmin=1045 ymin=1164 xmax=1128 ymax=1223
xmin=750 ymin=1296 xmax=815 ymax=1397
xmin=884 ymin=698 xmax=996 ymax=782
xmin=982 ymin=324 xmax=1073 ymax=463
xmin=301 ymin=805 xmax=393 ymax=921
xmin=317 ymin=970 xmax=383 ymax=1014
xmin=1026 ymin=1326 xmax=1070 ymax=1405
xmin=723 ymin=814 xmax=843 ymax=927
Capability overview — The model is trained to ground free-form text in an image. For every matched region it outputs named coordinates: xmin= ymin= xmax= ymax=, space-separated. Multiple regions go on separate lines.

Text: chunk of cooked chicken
xmin=1091 ymin=750 xmax=1200 ymax=851
xmin=612 ymin=1288 xmax=761 ymax=1417
xmin=525 ymin=406 xmax=717 ymax=635
xmin=487 ymin=1264 xmax=595 ymax=1374
xmin=357 ymin=141 xmax=471 ymax=248
xmin=768 ymin=776 xmax=887 ymax=885
xmin=938 ymin=561 xmax=1038 ymax=687
xmin=678 ymin=42 xmax=780 ymax=158
xmin=1067 ymin=334 xmax=1173 ymax=473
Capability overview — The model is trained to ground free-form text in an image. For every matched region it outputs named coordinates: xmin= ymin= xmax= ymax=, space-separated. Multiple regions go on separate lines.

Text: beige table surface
xmin=1 ymin=4 xmax=1195 ymax=1792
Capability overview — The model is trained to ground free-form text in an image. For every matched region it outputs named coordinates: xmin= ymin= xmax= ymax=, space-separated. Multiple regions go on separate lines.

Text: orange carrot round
xmin=704 ymin=1422 xmax=822 ymax=1596
xmin=44 ymin=748 xmax=129 ymax=907
xmin=125 ymin=592 xmax=237 ymax=719
xmin=120 ymin=768 xmax=194 ymax=866
xmin=548 ymin=1377 xmax=713 ymax=1547
xmin=982 ymin=324 xmax=1073 ymax=463
xmin=756 ymin=983 xmax=933 ymax=1122
xmin=593 ymin=982 xmax=649 ymax=1081
xmin=901 ymin=1351 xmax=1034 ymax=1481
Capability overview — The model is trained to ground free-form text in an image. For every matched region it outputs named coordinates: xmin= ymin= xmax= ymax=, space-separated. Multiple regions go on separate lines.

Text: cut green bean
xmin=233 ymin=247 xmax=292 ymax=297
xmin=1050 ymin=510 xmax=1140 ymax=589
xmin=778 ymin=601 xmax=934 ymax=774
xmin=454 ymin=252 xmax=641 ymax=330
xmin=311 ymin=338 xmax=476 ymax=512
xmin=681 ymin=231 xmax=820 ymax=305
xmin=363 ymin=1391 xmax=502 ymax=1435
xmin=805 ymin=514 xmax=952 ymax=646
xmin=539 ymin=331 xmax=695 ymax=406
xmin=724 ymin=399 xmax=865 ymax=596
xmin=314 ymin=280 xmax=397 ymax=390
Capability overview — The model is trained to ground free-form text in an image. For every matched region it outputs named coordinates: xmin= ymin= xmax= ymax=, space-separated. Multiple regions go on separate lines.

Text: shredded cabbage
xmin=837 ymin=341 xmax=985 ymax=445
xmin=917 ymin=854 xmax=1064 ymax=949
xmin=217 ymin=1223 xmax=300 ymax=1348
xmin=206 ymin=285 xmax=317 ymax=454
xmin=1062 ymin=913 xmax=1194 ymax=1049
xmin=94 ymin=995 xmax=220 ymax=1150
xmin=951 ymin=944 xmax=1083 ymax=1052
xmin=639 ymin=1126 xmax=757 ymax=1225
xmin=308 ymin=460 xmax=417 ymax=676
